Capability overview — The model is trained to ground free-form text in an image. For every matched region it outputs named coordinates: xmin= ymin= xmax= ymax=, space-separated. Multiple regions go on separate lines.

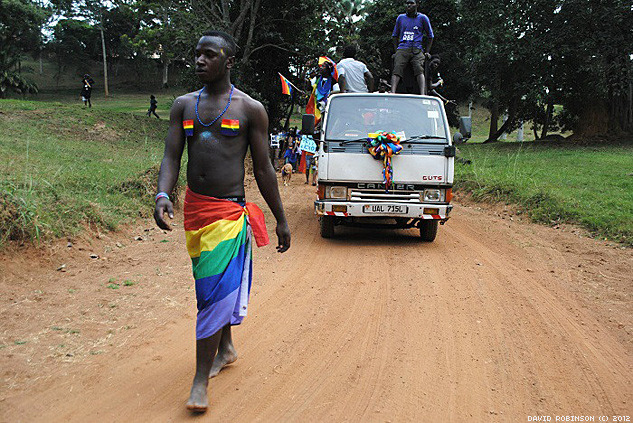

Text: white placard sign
xmin=299 ymin=135 xmax=317 ymax=154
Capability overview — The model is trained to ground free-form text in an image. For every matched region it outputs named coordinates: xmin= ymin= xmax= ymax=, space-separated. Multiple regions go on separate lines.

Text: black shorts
xmin=393 ymin=48 xmax=425 ymax=77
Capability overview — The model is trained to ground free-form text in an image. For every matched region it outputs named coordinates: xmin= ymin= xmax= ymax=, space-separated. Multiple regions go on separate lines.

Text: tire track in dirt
xmin=443 ymin=218 xmax=631 ymax=416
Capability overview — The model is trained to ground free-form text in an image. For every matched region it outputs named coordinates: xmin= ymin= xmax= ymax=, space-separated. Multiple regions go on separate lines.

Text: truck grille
xmin=349 ymin=189 xmax=420 ymax=203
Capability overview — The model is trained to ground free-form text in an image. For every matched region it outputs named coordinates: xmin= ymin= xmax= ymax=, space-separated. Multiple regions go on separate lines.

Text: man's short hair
xmin=343 ymin=45 xmax=357 ymax=58
xmin=201 ymin=30 xmax=237 ymax=57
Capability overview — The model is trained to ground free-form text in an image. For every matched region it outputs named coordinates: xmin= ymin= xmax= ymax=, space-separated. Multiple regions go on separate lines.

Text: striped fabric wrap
xmin=184 ymin=187 xmax=269 ymax=340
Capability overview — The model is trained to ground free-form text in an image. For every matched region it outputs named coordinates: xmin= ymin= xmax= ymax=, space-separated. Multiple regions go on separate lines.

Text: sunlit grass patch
xmin=456 ymin=140 xmax=633 ymax=246
xmin=0 ymin=98 xmax=186 ymax=248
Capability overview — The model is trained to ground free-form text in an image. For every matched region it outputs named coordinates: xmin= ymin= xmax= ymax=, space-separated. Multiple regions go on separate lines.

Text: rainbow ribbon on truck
xmin=367 ymin=131 xmax=402 ymax=192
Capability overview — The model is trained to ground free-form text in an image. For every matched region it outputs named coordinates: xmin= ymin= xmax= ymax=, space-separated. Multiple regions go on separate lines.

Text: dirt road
xmin=1 ymin=176 xmax=631 ymax=422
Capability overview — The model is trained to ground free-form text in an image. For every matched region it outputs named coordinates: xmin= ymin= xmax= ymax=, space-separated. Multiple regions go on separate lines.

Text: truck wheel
xmin=419 ymin=220 xmax=438 ymax=242
xmin=320 ymin=215 xmax=335 ymax=238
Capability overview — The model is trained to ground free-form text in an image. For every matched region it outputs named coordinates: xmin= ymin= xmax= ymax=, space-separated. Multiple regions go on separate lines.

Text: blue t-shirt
xmin=392 ymin=13 xmax=434 ymax=49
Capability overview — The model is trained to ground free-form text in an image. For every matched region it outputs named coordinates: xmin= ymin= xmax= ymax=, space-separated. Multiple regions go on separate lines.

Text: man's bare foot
xmin=209 ymin=346 xmax=238 ymax=378
xmin=186 ymin=380 xmax=209 ymax=413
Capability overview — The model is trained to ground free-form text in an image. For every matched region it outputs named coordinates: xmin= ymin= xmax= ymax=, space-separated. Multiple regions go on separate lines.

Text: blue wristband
xmin=155 ymin=192 xmax=170 ymax=202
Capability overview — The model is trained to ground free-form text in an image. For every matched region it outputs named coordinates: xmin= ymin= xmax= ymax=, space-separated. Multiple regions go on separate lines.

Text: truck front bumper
xmin=314 ymin=200 xmax=452 ymax=220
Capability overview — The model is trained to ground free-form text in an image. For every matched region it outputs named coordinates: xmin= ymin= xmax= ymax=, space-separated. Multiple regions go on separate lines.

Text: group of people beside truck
xmin=277 ymin=128 xmax=318 ymax=185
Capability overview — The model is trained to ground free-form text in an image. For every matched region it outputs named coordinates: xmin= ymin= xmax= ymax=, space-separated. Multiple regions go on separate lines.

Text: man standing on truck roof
xmin=390 ymin=0 xmax=434 ymax=95
xmin=337 ymin=45 xmax=374 ymax=93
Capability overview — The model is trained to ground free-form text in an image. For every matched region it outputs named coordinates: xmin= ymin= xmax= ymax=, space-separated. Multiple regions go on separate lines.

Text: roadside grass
xmin=2 ymin=93 xmax=631 ymax=248
xmin=0 ymin=98 xmax=185 ymax=248
xmin=455 ymin=140 xmax=633 ymax=246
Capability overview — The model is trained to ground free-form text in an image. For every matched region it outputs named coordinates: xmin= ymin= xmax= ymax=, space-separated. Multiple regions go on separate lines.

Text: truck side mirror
xmin=459 ymin=117 xmax=472 ymax=139
xmin=302 ymin=114 xmax=315 ymax=136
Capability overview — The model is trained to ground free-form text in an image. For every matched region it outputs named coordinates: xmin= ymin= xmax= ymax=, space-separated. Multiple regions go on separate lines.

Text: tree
xmin=129 ymin=0 xmax=193 ymax=89
xmin=102 ymin=4 xmax=141 ymax=78
xmin=50 ymin=0 xmax=119 ymax=96
xmin=49 ymin=18 xmax=99 ymax=85
xmin=0 ymin=0 xmax=48 ymax=97
xmin=323 ymin=0 xmax=366 ymax=44
xmin=550 ymin=0 xmax=632 ymax=136
xmin=461 ymin=0 xmax=632 ymax=140
xmin=234 ymin=0 xmax=332 ymax=128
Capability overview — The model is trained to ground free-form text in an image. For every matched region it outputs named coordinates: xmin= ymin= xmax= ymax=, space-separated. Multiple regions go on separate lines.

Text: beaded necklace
xmin=195 ymin=84 xmax=234 ymax=127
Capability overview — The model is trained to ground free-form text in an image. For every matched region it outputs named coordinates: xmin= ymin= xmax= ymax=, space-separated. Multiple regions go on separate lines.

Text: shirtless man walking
xmin=153 ymin=30 xmax=291 ymax=412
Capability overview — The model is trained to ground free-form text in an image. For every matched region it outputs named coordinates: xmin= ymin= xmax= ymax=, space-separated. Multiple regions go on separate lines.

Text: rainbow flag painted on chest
xmin=183 ymin=119 xmax=194 ymax=137
xmin=221 ymin=119 xmax=240 ymax=136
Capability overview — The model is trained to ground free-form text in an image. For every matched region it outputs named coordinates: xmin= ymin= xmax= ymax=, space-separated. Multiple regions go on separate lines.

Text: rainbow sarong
xmin=184 ymin=188 xmax=269 ymax=340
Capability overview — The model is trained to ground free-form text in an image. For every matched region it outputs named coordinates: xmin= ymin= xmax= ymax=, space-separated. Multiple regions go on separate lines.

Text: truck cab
xmin=307 ymin=93 xmax=458 ymax=241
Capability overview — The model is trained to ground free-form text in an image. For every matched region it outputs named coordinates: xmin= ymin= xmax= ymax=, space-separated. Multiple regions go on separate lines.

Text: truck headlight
xmin=422 ymin=189 xmax=442 ymax=202
xmin=327 ymin=186 xmax=348 ymax=199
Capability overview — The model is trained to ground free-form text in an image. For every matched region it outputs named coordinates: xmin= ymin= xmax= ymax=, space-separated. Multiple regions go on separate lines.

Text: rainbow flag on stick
xmin=279 ymin=73 xmax=293 ymax=96
xmin=278 ymin=73 xmax=304 ymax=96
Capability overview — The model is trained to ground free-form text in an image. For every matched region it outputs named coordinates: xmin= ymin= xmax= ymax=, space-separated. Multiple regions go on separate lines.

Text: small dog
xmin=281 ymin=163 xmax=293 ymax=186
xmin=310 ymin=157 xmax=318 ymax=186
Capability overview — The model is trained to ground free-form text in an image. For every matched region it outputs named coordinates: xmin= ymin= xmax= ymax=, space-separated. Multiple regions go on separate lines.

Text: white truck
xmin=303 ymin=93 xmax=469 ymax=241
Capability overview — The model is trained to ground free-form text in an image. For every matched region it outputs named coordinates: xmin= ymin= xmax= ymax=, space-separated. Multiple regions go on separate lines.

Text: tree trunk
xmin=487 ymin=100 xmax=499 ymax=141
xmin=239 ymin=0 xmax=262 ymax=66
xmin=541 ymin=100 xmax=553 ymax=139
xmin=162 ymin=60 xmax=169 ymax=88
xmin=100 ymin=27 xmax=109 ymax=97
xmin=283 ymin=91 xmax=295 ymax=131
xmin=574 ymin=100 xmax=610 ymax=137
xmin=608 ymin=73 xmax=632 ymax=134
xmin=484 ymin=115 xmax=515 ymax=143
xmin=484 ymin=98 xmax=518 ymax=143
xmin=533 ymin=119 xmax=539 ymax=140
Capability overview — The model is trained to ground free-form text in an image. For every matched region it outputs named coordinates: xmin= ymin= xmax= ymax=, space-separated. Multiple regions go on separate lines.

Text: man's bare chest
xmin=182 ymin=104 xmax=249 ymax=153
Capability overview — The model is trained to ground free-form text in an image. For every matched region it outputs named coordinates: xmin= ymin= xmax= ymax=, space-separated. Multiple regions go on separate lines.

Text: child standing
xmin=147 ymin=95 xmax=160 ymax=119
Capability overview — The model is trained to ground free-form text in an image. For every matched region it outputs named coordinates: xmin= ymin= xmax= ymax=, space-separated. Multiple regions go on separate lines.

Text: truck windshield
xmin=325 ymin=95 xmax=447 ymax=143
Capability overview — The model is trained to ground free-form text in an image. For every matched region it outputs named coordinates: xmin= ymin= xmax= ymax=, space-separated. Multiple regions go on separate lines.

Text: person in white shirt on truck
xmin=337 ymin=45 xmax=374 ymax=93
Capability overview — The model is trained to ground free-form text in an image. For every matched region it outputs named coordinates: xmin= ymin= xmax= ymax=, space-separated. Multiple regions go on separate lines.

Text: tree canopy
xmin=0 ymin=0 xmax=49 ymax=97
xmin=8 ymin=0 xmax=633 ymax=137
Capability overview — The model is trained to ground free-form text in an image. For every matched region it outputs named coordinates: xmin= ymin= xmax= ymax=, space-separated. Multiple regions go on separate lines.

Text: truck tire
xmin=320 ymin=215 xmax=335 ymax=238
xmin=419 ymin=220 xmax=438 ymax=242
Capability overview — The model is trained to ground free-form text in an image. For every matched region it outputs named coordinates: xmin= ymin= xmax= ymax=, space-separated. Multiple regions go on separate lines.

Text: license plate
xmin=363 ymin=204 xmax=408 ymax=214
